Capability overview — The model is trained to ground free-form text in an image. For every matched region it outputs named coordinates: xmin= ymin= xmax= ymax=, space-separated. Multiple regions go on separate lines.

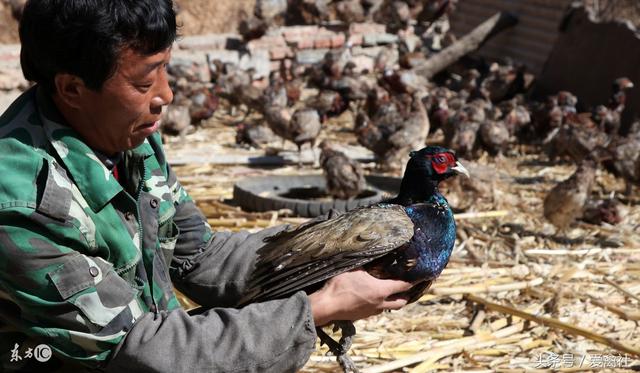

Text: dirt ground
xmin=165 ymin=110 xmax=640 ymax=373
xmin=0 ymin=0 xmax=254 ymax=44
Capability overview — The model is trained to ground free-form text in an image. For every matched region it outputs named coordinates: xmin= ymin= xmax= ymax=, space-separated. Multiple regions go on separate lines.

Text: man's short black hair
xmin=20 ymin=0 xmax=178 ymax=93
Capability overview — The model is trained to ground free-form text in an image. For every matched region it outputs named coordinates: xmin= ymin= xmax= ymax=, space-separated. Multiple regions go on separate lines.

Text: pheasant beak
xmin=451 ymin=161 xmax=470 ymax=178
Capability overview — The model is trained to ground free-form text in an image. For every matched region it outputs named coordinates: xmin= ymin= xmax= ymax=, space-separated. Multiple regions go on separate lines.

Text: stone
xmin=238 ymin=50 xmax=271 ymax=79
xmin=350 ymin=55 xmax=375 ymax=73
xmin=349 ymin=23 xmax=386 ymax=35
xmin=169 ymin=51 xmax=211 ymax=83
xmin=177 ymin=33 xmax=240 ymax=51
xmin=0 ymin=68 xmax=28 ymax=91
xmin=295 ymin=49 xmax=330 ymax=65
xmin=347 ymin=34 xmax=364 ymax=46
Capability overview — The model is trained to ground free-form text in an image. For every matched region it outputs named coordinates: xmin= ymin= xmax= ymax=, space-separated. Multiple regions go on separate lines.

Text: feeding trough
xmin=232 ymin=175 xmax=401 ymax=217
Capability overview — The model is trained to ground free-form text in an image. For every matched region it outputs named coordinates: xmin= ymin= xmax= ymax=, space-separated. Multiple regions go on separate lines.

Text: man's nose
xmin=151 ymin=70 xmax=173 ymax=109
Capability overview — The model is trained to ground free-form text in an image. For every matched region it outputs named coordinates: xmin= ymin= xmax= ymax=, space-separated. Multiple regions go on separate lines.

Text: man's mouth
xmin=137 ymin=121 xmax=160 ymax=134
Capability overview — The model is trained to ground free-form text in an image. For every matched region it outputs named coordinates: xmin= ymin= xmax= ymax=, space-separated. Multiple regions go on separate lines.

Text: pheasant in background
xmin=499 ymin=96 xmax=531 ymax=139
xmin=531 ymin=94 xmax=563 ymax=138
xmin=599 ymin=77 xmax=634 ymax=135
xmin=188 ymin=86 xmax=220 ymax=123
xmin=240 ymin=146 xmax=469 ymax=372
xmin=319 ymin=141 xmax=367 ymax=200
xmin=542 ymin=88 xmax=611 ymax=163
xmin=583 ymin=199 xmax=622 ymax=226
xmin=356 ymin=91 xmax=430 ymax=170
xmin=263 ymin=105 xmax=322 ymax=165
xmin=603 ymin=131 xmax=640 ymax=195
xmin=214 ymin=63 xmax=265 ymax=118
xmin=444 ymin=100 xmax=486 ymax=159
xmin=479 ymin=62 xmax=527 ymax=103
xmin=160 ymin=105 xmax=192 ymax=140
xmin=235 ymin=122 xmax=277 ymax=149
xmin=479 ymin=106 xmax=511 ymax=155
xmin=543 ymin=159 xmax=597 ymax=232
xmin=384 ymin=90 xmax=431 ymax=157
xmin=306 ymin=90 xmax=349 ymax=120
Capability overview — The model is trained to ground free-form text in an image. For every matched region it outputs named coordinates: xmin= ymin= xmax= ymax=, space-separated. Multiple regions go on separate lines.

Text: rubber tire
xmin=232 ymin=175 xmax=401 ymax=217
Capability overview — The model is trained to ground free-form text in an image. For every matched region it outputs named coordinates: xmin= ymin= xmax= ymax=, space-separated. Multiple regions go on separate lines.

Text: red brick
xmin=269 ymin=46 xmax=293 ymax=60
xmin=349 ymin=23 xmax=386 ymax=35
xmin=314 ymin=37 xmax=332 ymax=49
xmin=283 ymin=26 xmax=319 ymax=39
xmin=264 ymin=35 xmax=287 ymax=46
xmin=248 ymin=35 xmax=287 ymax=52
xmin=295 ymin=38 xmax=315 ymax=50
xmin=331 ymin=34 xmax=346 ymax=49
xmin=284 ymin=33 xmax=302 ymax=44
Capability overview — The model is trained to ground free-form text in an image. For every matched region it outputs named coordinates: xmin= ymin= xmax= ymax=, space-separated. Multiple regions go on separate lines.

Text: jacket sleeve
xmin=0 ymin=206 xmax=317 ymax=373
xmin=105 ymin=292 xmax=316 ymax=373
xmin=165 ymin=163 xmax=290 ymax=308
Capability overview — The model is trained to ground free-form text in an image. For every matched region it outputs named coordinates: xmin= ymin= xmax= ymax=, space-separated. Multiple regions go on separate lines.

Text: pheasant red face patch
xmin=430 ymin=152 xmax=456 ymax=174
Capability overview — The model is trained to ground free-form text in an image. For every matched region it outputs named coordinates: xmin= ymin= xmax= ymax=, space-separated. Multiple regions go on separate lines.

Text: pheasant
xmin=319 ymin=141 xmax=367 ymax=200
xmin=543 ymin=159 xmax=597 ymax=232
xmin=241 ymin=146 xmax=469 ymax=372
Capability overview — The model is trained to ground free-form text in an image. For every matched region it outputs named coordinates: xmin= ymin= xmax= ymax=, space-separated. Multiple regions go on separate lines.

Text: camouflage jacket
xmin=0 ymin=86 xmax=316 ymax=372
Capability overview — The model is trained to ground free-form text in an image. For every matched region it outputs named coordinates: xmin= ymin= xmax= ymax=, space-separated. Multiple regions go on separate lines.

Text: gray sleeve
xmin=105 ymin=291 xmax=317 ymax=373
xmin=169 ymin=195 xmax=288 ymax=308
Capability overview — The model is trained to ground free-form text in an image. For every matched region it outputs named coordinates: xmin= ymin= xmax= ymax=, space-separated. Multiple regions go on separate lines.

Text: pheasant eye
xmin=434 ymin=155 xmax=446 ymax=163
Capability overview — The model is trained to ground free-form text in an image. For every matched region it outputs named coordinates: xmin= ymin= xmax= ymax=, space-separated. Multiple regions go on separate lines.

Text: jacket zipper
xmin=134 ymin=157 xmax=159 ymax=314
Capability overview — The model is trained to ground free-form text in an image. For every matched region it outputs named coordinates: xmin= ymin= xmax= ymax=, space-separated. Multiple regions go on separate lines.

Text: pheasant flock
xmin=161 ymin=17 xmax=638 ymax=234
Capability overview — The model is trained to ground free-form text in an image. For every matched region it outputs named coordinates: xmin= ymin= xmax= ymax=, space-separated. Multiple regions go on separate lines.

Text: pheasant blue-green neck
xmin=389 ymin=175 xmax=448 ymax=207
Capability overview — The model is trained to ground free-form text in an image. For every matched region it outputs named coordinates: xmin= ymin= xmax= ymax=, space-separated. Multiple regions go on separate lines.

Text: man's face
xmin=75 ymin=47 xmax=173 ymax=155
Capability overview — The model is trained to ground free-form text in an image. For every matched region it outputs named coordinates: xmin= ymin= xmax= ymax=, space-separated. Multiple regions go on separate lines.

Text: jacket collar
xmin=35 ymin=86 xmax=154 ymax=212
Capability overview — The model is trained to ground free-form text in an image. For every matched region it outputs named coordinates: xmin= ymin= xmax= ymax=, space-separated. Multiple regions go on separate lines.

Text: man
xmin=0 ymin=1 xmax=412 ymax=372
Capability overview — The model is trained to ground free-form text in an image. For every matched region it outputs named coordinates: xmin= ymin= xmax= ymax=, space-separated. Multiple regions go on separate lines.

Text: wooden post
xmin=415 ymin=12 xmax=519 ymax=80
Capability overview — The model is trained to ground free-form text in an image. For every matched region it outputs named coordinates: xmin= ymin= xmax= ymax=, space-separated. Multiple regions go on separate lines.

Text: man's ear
xmin=53 ymin=73 xmax=87 ymax=110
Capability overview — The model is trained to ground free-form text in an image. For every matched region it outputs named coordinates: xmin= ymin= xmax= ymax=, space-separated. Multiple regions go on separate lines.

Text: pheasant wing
xmin=240 ymin=204 xmax=414 ymax=304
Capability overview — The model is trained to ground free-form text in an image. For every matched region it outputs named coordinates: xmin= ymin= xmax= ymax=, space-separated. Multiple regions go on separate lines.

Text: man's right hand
xmin=308 ymin=270 xmax=413 ymax=327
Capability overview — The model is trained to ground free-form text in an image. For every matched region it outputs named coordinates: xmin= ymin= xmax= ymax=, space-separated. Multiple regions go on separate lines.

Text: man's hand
xmin=308 ymin=270 xmax=413 ymax=326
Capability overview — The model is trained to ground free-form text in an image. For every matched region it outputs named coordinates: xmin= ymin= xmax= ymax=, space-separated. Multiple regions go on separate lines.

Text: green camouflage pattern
xmin=0 ymin=86 xmax=212 ymax=371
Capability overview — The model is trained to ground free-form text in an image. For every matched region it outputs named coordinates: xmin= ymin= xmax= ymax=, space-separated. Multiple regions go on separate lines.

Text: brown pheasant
xmin=543 ymin=159 xmax=597 ymax=231
xmin=319 ymin=141 xmax=367 ymax=200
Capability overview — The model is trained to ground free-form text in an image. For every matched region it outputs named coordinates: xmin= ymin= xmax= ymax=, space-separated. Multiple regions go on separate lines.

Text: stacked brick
xmin=0 ymin=44 xmax=26 ymax=113
xmin=174 ymin=23 xmax=401 ymax=82
xmin=0 ymin=22 xmax=404 ymax=113
xmin=0 ymin=45 xmax=27 ymax=91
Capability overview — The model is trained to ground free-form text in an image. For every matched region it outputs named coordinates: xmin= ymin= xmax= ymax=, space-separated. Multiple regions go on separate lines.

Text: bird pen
xmin=1 ymin=0 xmax=639 ymax=371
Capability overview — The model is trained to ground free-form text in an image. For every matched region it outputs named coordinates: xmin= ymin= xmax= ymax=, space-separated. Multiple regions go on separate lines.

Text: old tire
xmin=233 ymin=175 xmax=401 ymax=217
